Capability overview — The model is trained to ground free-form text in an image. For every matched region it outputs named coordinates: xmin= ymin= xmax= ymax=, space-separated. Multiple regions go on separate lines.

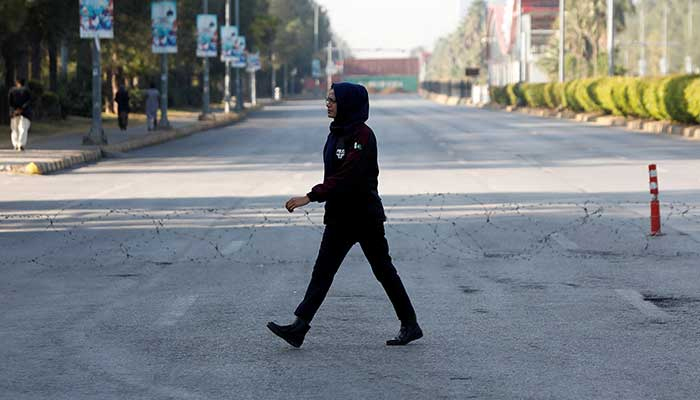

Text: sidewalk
xmin=0 ymin=103 xmax=266 ymax=175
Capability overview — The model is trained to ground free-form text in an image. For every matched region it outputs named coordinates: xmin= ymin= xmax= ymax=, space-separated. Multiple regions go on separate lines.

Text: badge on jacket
xmin=336 ymin=148 xmax=345 ymax=159
xmin=353 ymin=142 xmax=363 ymax=150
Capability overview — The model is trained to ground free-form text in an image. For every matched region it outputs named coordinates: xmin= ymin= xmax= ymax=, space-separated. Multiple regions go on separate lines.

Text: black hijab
xmin=330 ymin=82 xmax=369 ymax=134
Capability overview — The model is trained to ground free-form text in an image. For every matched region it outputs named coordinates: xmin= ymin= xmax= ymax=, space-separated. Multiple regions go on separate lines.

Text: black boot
xmin=267 ymin=317 xmax=310 ymax=348
xmin=386 ymin=322 xmax=423 ymax=346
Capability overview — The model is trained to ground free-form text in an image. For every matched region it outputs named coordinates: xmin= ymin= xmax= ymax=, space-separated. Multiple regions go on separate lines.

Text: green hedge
xmin=521 ymin=83 xmax=547 ymax=108
xmin=686 ymin=78 xmax=700 ymax=123
xmin=506 ymin=83 xmax=524 ymax=107
xmin=489 ymin=74 xmax=700 ymax=125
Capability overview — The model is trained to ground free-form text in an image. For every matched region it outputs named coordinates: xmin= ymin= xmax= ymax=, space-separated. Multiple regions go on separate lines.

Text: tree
xmin=538 ymin=0 xmax=635 ymax=80
xmin=425 ymin=0 xmax=486 ymax=81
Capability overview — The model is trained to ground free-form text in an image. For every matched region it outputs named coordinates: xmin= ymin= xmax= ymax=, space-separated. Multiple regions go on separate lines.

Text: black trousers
xmin=294 ymin=222 xmax=417 ymax=324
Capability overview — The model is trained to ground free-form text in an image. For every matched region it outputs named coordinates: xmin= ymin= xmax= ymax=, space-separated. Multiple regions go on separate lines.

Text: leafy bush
xmin=626 ymin=78 xmax=650 ymax=119
xmin=642 ymin=78 xmax=668 ymax=120
xmin=489 ymin=85 xmax=510 ymax=105
xmin=543 ymin=82 xmax=563 ymax=109
xmin=574 ymin=78 xmax=603 ymax=113
xmin=685 ymin=78 xmax=700 ymax=123
xmin=611 ymin=77 xmax=635 ymax=116
xmin=39 ymin=91 xmax=62 ymax=120
xmin=506 ymin=83 xmax=525 ymax=107
xmin=521 ymin=83 xmax=547 ymax=108
xmin=57 ymin=80 xmax=92 ymax=118
xmin=657 ymin=74 xmax=699 ymax=124
xmin=487 ymin=74 xmax=700 ymax=124
xmin=594 ymin=77 xmax=623 ymax=115
xmin=128 ymin=88 xmax=145 ymax=113
xmin=563 ymin=80 xmax=582 ymax=111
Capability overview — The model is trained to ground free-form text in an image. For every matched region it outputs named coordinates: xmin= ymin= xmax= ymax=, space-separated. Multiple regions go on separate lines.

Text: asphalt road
xmin=2 ymin=95 xmax=700 ymax=399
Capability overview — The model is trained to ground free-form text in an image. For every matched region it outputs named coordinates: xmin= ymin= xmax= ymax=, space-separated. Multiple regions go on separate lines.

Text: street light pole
xmin=224 ymin=0 xmax=231 ymax=114
xmin=607 ymin=0 xmax=615 ymax=75
xmin=559 ymin=0 xmax=565 ymax=82
xmin=235 ymin=0 xmax=242 ymax=111
xmin=84 ymin=37 xmax=106 ymax=145
xmin=639 ymin=0 xmax=646 ymax=76
xmin=687 ymin=0 xmax=694 ymax=73
xmin=201 ymin=0 xmax=211 ymax=118
xmin=518 ymin=0 xmax=524 ymax=82
xmin=662 ymin=1 xmax=669 ymax=74
xmin=314 ymin=3 xmax=319 ymax=54
xmin=159 ymin=53 xmax=170 ymax=129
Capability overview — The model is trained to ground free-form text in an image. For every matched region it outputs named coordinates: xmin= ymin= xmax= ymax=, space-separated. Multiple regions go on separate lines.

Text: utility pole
xmin=687 ymin=0 xmax=694 ymax=73
xmin=159 ymin=53 xmax=170 ymax=128
xmin=314 ymin=3 xmax=319 ymax=53
xmin=201 ymin=0 xmax=211 ymax=118
xmin=607 ymin=0 xmax=615 ymax=75
xmin=235 ymin=0 xmax=242 ymax=111
xmin=639 ymin=0 xmax=646 ymax=76
xmin=84 ymin=37 xmax=106 ymax=145
xmin=224 ymin=0 xmax=231 ymax=113
xmin=518 ymin=0 xmax=524 ymax=82
xmin=559 ymin=0 xmax=565 ymax=82
xmin=326 ymin=40 xmax=333 ymax=90
xmin=662 ymin=1 xmax=669 ymax=74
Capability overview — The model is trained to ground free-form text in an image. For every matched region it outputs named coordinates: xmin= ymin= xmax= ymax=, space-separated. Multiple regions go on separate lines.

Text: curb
xmin=2 ymin=106 xmax=262 ymax=175
xmin=422 ymin=92 xmax=700 ymax=141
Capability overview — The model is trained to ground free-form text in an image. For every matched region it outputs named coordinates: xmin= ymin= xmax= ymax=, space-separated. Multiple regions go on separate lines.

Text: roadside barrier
xmin=649 ymin=164 xmax=661 ymax=235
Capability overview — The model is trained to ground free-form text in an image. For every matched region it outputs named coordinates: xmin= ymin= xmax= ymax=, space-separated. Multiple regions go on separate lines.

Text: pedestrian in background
xmin=145 ymin=83 xmax=160 ymax=131
xmin=267 ymin=82 xmax=423 ymax=348
xmin=115 ymin=85 xmax=130 ymax=131
xmin=8 ymin=78 xmax=32 ymax=151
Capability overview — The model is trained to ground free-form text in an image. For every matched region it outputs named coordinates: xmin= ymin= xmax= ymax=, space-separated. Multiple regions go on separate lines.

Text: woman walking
xmin=115 ymin=85 xmax=130 ymax=131
xmin=267 ymin=82 xmax=422 ymax=348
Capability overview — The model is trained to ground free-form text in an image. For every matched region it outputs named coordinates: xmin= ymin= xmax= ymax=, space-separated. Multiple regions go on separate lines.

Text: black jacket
xmin=307 ymin=82 xmax=386 ymax=225
xmin=115 ymin=88 xmax=130 ymax=113
xmin=8 ymin=86 xmax=32 ymax=120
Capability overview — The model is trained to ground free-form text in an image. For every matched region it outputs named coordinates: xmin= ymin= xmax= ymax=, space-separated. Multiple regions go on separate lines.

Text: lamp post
xmin=201 ymin=0 xmax=211 ymax=118
xmin=235 ymin=0 xmax=242 ymax=111
xmin=224 ymin=0 xmax=231 ymax=113
xmin=607 ymin=0 xmax=615 ymax=75
xmin=559 ymin=0 xmax=565 ymax=82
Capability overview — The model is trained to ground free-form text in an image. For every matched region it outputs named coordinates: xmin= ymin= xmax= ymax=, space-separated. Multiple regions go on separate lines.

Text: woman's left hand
xmin=285 ymin=196 xmax=310 ymax=213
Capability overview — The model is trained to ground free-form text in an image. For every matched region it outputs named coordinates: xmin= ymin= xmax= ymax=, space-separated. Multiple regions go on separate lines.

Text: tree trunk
xmin=1 ymin=42 xmax=16 ymax=125
xmin=31 ymin=35 xmax=42 ymax=82
xmin=17 ymin=48 xmax=29 ymax=82
xmin=60 ymin=40 xmax=68 ymax=83
xmin=48 ymin=39 xmax=58 ymax=92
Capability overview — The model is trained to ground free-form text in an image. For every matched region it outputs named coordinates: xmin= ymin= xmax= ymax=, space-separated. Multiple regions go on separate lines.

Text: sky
xmin=315 ymin=0 xmax=469 ymax=58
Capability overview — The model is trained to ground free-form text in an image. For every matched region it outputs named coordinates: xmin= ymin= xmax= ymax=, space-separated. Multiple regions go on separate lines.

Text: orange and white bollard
xmin=648 ymin=164 xmax=661 ymax=235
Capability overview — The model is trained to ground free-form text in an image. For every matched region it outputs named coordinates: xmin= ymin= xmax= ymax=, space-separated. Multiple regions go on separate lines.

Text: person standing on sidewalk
xmin=145 ymin=83 xmax=160 ymax=131
xmin=8 ymin=78 xmax=32 ymax=151
xmin=267 ymin=82 xmax=423 ymax=348
xmin=114 ymin=85 xmax=130 ymax=131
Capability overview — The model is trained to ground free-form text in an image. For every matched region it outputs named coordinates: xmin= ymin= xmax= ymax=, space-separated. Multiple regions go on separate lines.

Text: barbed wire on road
xmin=2 ymin=194 xmax=700 ymax=272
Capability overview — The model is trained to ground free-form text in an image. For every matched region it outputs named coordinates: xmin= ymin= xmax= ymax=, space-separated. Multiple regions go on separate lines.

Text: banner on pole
xmin=231 ymin=36 xmax=246 ymax=68
xmin=220 ymin=26 xmax=238 ymax=61
xmin=246 ymin=52 xmax=261 ymax=72
xmin=79 ymin=0 xmax=114 ymax=39
xmin=196 ymin=14 xmax=218 ymax=58
xmin=152 ymin=1 xmax=177 ymax=54
xmin=311 ymin=59 xmax=321 ymax=78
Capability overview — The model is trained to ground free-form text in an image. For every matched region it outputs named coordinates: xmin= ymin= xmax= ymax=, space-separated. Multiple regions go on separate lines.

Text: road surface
xmin=2 ymin=95 xmax=700 ymax=399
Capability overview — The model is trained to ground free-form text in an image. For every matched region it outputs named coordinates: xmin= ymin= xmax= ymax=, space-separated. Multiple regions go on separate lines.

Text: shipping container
xmin=343 ymin=58 xmax=420 ymax=76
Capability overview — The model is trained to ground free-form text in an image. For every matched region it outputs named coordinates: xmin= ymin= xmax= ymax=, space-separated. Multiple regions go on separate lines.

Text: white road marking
xmin=156 ymin=295 xmax=199 ymax=326
xmin=615 ymin=289 xmax=671 ymax=322
xmin=221 ymin=240 xmax=245 ymax=256
xmin=550 ymin=233 xmax=579 ymax=251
